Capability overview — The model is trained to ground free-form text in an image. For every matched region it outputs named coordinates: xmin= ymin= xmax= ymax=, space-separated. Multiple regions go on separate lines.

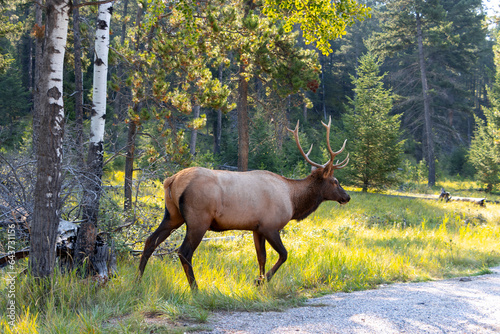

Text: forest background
xmin=1 ymin=0 xmax=500 ymax=279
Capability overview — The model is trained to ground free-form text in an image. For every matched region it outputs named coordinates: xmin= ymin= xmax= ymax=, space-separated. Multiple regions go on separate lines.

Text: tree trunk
xmin=123 ymin=4 xmax=144 ymax=211
xmin=32 ymin=1 xmax=43 ymax=156
xmin=190 ymin=105 xmax=201 ymax=156
xmin=113 ymin=0 xmax=129 ymax=122
xmin=214 ymin=64 xmax=223 ymax=155
xmin=303 ymin=91 xmax=308 ymax=121
xmin=124 ymin=117 xmax=137 ymax=211
xmin=30 ymin=0 xmax=70 ymax=278
xmin=74 ymin=2 xmax=113 ymax=276
xmin=237 ymin=1 xmax=253 ymax=172
xmin=28 ymin=31 xmax=33 ymax=93
xmin=416 ymin=12 xmax=435 ymax=187
xmin=73 ymin=0 xmax=85 ymax=166
xmin=321 ymin=55 xmax=327 ymax=121
xmin=214 ymin=109 xmax=222 ymax=155
xmin=237 ymin=64 xmax=249 ymax=171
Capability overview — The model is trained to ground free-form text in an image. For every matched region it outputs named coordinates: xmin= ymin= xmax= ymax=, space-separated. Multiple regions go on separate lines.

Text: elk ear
xmin=322 ymin=163 xmax=334 ymax=178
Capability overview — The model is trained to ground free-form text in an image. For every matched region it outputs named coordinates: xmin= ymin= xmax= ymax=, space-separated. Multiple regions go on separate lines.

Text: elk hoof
xmin=254 ymin=276 xmax=266 ymax=286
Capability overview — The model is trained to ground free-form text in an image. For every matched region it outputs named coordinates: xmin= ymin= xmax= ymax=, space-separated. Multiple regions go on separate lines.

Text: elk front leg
xmin=253 ymin=231 xmax=267 ymax=285
xmin=262 ymin=230 xmax=288 ymax=282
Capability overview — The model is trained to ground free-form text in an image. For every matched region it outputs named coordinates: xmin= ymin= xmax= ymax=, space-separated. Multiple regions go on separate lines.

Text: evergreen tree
xmin=370 ymin=0 xmax=486 ymax=186
xmin=469 ymin=107 xmax=500 ymax=192
xmin=469 ymin=31 xmax=500 ymax=192
xmin=0 ymin=65 xmax=31 ymax=148
xmin=343 ymin=52 xmax=403 ymax=191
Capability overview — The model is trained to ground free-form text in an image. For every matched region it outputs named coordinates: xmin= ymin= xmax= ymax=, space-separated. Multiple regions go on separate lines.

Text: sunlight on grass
xmin=2 ymin=191 xmax=500 ymax=332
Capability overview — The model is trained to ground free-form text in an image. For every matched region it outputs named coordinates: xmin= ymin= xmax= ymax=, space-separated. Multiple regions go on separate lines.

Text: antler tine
xmin=333 ymin=153 xmax=349 ymax=170
xmin=287 ymin=120 xmax=324 ymax=168
xmin=321 ymin=116 xmax=346 ymax=160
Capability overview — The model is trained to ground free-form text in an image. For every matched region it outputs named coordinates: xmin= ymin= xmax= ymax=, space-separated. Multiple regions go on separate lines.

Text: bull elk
xmin=138 ymin=118 xmax=350 ymax=289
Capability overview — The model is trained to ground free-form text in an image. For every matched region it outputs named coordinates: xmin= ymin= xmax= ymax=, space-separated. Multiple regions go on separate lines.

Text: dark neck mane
xmin=288 ymin=175 xmax=324 ymax=221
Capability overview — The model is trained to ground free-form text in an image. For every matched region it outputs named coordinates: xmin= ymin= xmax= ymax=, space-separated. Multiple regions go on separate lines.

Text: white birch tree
xmin=74 ymin=1 xmax=114 ymax=277
xmin=30 ymin=0 xmax=70 ymax=278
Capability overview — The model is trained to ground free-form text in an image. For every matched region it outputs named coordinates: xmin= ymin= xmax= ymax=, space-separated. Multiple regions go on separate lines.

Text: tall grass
xmin=2 ymin=190 xmax=500 ymax=333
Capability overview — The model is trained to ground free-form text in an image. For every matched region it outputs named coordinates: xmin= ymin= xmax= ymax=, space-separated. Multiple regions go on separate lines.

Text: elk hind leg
xmin=177 ymin=224 xmax=207 ymax=290
xmin=138 ymin=207 xmax=180 ymax=277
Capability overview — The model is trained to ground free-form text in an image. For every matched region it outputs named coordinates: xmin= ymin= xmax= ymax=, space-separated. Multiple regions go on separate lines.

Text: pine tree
xmin=469 ymin=32 xmax=500 ymax=192
xmin=370 ymin=0 xmax=486 ymax=186
xmin=343 ymin=52 xmax=403 ymax=192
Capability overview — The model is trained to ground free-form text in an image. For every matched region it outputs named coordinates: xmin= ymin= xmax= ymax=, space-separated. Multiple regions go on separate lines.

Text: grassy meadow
xmin=1 ymin=181 xmax=500 ymax=333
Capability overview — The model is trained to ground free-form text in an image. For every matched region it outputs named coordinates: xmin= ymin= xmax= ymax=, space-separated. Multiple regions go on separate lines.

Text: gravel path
xmin=197 ymin=266 xmax=500 ymax=333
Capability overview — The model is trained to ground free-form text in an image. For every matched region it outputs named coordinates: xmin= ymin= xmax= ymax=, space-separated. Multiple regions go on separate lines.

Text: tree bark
xmin=32 ymin=0 xmax=43 ymax=156
xmin=213 ymin=64 xmax=223 ymax=155
xmin=321 ymin=55 xmax=327 ymax=121
xmin=124 ymin=116 xmax=137 ymax=211
xmin=30 ymin=0 xmax=70 ymax=278
xmin=416 ymin=12 xmax=435 ymax=186
xmin=236 ymin=1 xmax=253 ymax=172
xmin=74 ymin=2 xmax=113 ymax=276
xmin=73 ymin=0 xmax=85 ymax=166
xmin=113 ymin=0 xmax=129 ymax=121
xmin=123 ymin=4 xmax=144 ymax=211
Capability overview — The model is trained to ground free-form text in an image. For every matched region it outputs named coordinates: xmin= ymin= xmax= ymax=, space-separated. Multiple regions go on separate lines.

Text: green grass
xmin=2 ymin=189 xmax=500 ymax=333
xmin=385 ymin=178 xmax=500 ymax=202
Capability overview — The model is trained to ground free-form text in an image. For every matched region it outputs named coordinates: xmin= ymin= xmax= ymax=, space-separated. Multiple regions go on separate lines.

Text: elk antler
xmin=321 ymin=117 xmax=349 ymax=170
xmin=287 ymin=120 xmax=324 ymax=168
xmin=287 ymin=117 xmax=349 ymax=170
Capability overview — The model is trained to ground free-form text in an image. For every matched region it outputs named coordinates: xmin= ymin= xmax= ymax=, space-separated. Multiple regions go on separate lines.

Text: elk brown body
xmin=138 ymin=118 xmax=350 ymax=289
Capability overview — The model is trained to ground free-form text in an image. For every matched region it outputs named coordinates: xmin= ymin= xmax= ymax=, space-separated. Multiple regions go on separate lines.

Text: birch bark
xmin=74 ymin=2 xmax=114 ymax=276
xmin=30 ymin=0 xmax=70 ymax=278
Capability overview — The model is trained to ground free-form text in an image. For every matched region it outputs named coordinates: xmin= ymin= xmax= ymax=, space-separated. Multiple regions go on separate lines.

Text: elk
xmin=138 ymin=118 xmax=350 ymax=289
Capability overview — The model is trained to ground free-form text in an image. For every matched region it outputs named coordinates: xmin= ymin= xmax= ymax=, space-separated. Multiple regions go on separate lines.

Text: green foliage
xmin=369 ymin=0 xmax=486 ymax=174
xmin=444 ymin=146 xmax=475 ymax=179
xmin=469 ymin=109 xmax=500 ymax=192
xmin=262 ymin=0 xmax=371 ymax=55
xmin=0 ymin=65 xmax=31 ymax=148
xmin=468 ymin=30 xmax=500 ymax=192
xmin=342 ymin=51 xmax=404 ymax=191
xmin=0 ymin=1 xmax=24 ymax=72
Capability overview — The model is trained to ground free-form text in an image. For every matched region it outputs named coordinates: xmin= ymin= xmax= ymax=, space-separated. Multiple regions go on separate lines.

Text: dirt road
xmin=197 ymin=266 xmax=500 ymax=333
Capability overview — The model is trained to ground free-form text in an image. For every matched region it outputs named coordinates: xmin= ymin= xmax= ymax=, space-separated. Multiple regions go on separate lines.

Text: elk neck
xmin=288 ymin=172 xmax=325 ymax=221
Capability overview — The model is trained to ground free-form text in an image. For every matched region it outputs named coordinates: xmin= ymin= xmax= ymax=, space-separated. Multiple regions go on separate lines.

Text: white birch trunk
xmin=74 ymin=2 xmax=114 ymax=277
xmin=30 ymin=0 xmax=70 ymax=277
xmin=90 ymin=2 xmax=113 ymax=145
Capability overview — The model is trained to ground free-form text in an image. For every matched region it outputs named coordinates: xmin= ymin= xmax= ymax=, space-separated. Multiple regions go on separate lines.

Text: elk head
xmin=287 ymin=117 xmax=350 ymax=205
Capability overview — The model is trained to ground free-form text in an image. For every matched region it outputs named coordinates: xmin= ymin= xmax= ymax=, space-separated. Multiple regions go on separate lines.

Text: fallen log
xmin=0 ymin=219 xmax=117 ymax=278
xmin=378 ymin=193 xmax=490 ymax=206
xmin=448 ymin=196 xmax=486 ymax=206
